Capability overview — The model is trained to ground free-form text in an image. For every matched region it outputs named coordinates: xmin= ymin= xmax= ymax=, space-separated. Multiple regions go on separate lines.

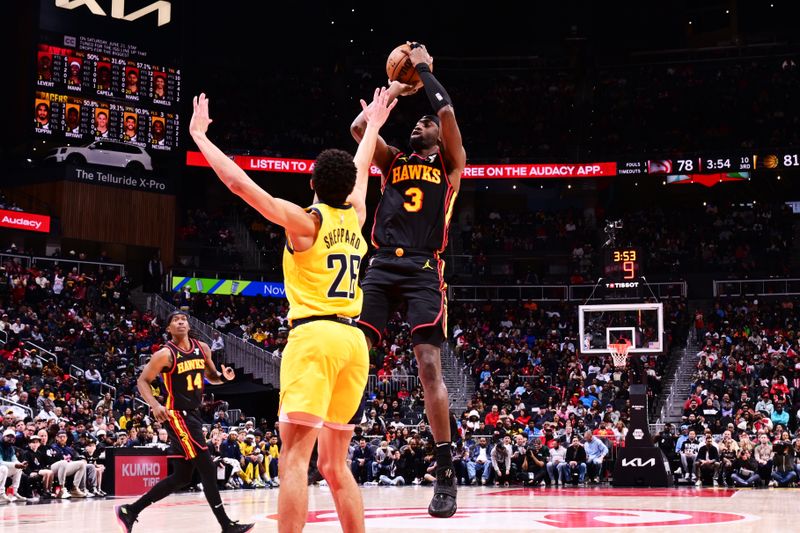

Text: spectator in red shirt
xmin=694 ymin=310 xmax=704 ymax=333
xmin=593 ymin=421 xmax=614 ymax=438
xmin=568 ymin=393 xmax=581 ymax=407
xmin=397 ymin=385 xmax=410 ymax=401
xmin=769 ymin=377 xmax=789 ymax=403
xmin=377 ymin=363 xmax=392 ymax=380
xmin=484 ymin=405 xmax=500 ymax=428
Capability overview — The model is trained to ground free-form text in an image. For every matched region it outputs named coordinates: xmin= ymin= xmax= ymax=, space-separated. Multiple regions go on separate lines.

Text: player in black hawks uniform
xmin=351 ymin=43 xmax=466 ymax=518
xmin=115 ymin=311 xmax=253 ymax=533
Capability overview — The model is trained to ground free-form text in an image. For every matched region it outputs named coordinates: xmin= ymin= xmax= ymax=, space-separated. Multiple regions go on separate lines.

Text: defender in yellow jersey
xmin=282 ymin=202 xmax=366 ymax=322
xmin=280 ymin=201 xmax=368 ymax=426
xmin=190 ymin=88 xmax=396 ymax=533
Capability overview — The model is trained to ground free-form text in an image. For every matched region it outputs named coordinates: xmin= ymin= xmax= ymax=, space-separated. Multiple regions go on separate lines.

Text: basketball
xmin=386 ymin=43 xmax=431 ymax=86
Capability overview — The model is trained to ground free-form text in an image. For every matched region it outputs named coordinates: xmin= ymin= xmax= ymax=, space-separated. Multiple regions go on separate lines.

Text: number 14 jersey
xmin=372 ymin=151 xmax=457 ymax=253
xmin=283 ymin=202 xmax=367 ymax=323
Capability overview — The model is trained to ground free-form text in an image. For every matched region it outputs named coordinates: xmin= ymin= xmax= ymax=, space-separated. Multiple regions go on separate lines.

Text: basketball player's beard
xmin=409 ymin=135 xmax=427 ymax=152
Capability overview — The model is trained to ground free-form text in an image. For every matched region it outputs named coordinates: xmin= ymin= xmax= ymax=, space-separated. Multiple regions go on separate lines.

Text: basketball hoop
xmin=608 ymin=341 xmax=632 ymax=370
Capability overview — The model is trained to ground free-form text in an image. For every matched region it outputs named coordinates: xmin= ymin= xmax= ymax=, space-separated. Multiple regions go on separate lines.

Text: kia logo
xmin=621 ymin=458 xmax=656 ymax=467
xmin=55 ymin=0 xmax=171 ymax=27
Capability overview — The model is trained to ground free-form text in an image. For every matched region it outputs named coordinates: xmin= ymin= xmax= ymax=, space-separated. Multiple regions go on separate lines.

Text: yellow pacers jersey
xmin=283 ymin=203 xmax=367 ymax=322
xmin=239 ymin=441 xmax=256 ymax=456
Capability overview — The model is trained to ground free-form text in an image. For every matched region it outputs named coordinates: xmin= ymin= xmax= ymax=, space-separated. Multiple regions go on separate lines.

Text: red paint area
xmin=266 ymin=506 xmax=748 ymax=528
xmin=487 ymin=487 xmax=737 ymax=498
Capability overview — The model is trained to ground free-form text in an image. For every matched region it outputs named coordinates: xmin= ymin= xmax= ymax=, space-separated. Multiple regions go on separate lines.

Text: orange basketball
xmin=386 ymin=43 xmax=431 ymax=86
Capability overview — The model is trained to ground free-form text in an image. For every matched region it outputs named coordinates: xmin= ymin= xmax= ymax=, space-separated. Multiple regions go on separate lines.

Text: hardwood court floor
xmin=1 ymin=485 xmax=795 ymax=532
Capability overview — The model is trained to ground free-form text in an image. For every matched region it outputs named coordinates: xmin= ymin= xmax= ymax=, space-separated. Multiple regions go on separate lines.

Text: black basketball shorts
xmin=165 ymin=409 xmax=208 ymax=460
xmin=358 ymin=250 xmax=447 ymax=347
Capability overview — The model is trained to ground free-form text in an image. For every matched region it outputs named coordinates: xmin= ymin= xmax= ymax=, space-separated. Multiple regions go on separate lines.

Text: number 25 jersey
xmin=283 ymin=203 xmax=367 ymax=323
xmin=371 ymin=151 xmax=457 ymax=253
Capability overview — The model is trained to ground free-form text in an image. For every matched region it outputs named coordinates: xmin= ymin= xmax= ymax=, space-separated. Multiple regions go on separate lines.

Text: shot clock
xmin=604 ymin=248 xmax=642 ymax=282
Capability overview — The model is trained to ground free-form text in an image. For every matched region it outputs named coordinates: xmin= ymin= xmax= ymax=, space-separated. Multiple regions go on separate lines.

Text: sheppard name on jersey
xmin=176 ymin=359 xmax=206 ymax=374
xmin=391 ymin=164 xmax=442 ymax=185
xmin=323 ymin=228 xmax=362 ymax=250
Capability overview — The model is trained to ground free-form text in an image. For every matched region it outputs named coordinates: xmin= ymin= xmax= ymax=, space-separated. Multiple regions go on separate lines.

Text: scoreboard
xmin=34 ymin=0 xmax=182 ymax=152
xmin=604 ymin=248 xmax=642 ymax=282
xmin=34 ymin=44 xmax=181 ymax=151
xmin=618 ymin=152 xmax=800 ymax=175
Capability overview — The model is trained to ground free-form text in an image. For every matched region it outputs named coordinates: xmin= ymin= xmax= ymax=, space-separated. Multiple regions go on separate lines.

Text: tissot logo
xmin=605 ymin=281 xmax=639 ymax=289
xmin=621 ymin=458 xmax=656 ymax=467
xmin=55 ymin=0 xmax=172 ymax=27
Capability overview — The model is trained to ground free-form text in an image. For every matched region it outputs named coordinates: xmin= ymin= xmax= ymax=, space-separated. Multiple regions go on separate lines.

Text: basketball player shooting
xmin=115 ymin=311 xmax=253 ymax=533
xmin=350 ymin=42 xmax=466 ymax=518
xmin=189 ymin=89 xmax=396 ymax=533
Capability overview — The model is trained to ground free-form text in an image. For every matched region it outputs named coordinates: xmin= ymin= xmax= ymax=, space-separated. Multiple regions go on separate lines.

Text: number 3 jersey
xmin=283 ymin=203 xmax=367 ymax=323
xmin=372 ymin=151 xmax=457 ymax=253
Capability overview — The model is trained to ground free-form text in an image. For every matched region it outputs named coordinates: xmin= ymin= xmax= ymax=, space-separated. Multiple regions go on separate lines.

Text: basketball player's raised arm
xmin=408 ymin=44 xmax=467 ymax=192
xmin=137 ymin=347 xmax=171 ymax=422
xmin=350 ymin=81 xmax=415 ymax=175
xmin=347 ymin=87 xmax=397 ymax=227
xmin=436 ymin=106 xmax=466 ymax=190
xmin=189 ymin=93 xmax=316 ymax=238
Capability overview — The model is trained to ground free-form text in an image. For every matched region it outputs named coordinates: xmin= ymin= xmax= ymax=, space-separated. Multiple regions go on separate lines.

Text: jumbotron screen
xmin=34 ymin=0 xmax=182 ymax=151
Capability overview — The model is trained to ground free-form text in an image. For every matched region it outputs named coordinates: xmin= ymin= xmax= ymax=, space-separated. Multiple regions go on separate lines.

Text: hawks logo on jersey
xmin=176 ymin=357 xmax=205 ymax=375
xmin=390 ymin=159 xmax=442 ymax=185
xmin=372 ymin=151 xmax=456 ymax=253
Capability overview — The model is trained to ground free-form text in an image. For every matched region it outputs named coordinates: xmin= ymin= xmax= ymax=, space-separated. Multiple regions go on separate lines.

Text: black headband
xmin=421 ymin=114 xmax=440 ymax=128
xmin=166 ymin=310 xmax=189 ymax=324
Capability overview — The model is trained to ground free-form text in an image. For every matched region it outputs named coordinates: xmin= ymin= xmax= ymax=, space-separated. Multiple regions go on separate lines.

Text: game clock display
xmin=621 ymin=152 xmax=800 ymax=175
xmin=604 ymin=248 xmax=642 ymax=282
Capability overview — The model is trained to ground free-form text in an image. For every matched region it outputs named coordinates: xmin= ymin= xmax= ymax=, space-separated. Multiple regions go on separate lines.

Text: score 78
xmin=676 ymin=159 xmax=697 ymax=172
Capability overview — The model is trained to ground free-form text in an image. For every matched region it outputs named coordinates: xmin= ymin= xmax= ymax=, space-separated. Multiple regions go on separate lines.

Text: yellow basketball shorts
xmin=279 ymin=320 xmax=368 ymax=427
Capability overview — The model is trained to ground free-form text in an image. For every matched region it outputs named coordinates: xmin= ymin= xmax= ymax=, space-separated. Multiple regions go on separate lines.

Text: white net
xmin=609 ymin=343 xmax=630 ymax=369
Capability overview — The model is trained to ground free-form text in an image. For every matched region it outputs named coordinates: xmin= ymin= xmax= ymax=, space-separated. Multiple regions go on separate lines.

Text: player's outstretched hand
xmin=220 ymin=364 xmax=236 ymax=381
xmin=388 ymin=79 xmax=422 ymax=96
xmin=190 ymin=93 xmax=213 ymax=137
xmin=361 ymin=87 xmax=398 ymax=128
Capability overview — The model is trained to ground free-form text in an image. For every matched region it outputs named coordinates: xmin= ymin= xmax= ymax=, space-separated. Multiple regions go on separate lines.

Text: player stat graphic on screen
xmin=33 ymin=23 xmax=182 ymax=151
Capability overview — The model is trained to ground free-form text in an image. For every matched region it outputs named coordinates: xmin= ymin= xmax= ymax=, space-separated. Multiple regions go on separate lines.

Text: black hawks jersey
xmin=372 ymin=151 xmax=457 ymax=253
xmin=161 ymin=337 xmax=205 ymax=411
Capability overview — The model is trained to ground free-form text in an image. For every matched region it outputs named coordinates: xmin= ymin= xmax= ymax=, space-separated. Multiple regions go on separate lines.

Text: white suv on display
xmin=45 ymin=140 xmax=153 ymax=171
